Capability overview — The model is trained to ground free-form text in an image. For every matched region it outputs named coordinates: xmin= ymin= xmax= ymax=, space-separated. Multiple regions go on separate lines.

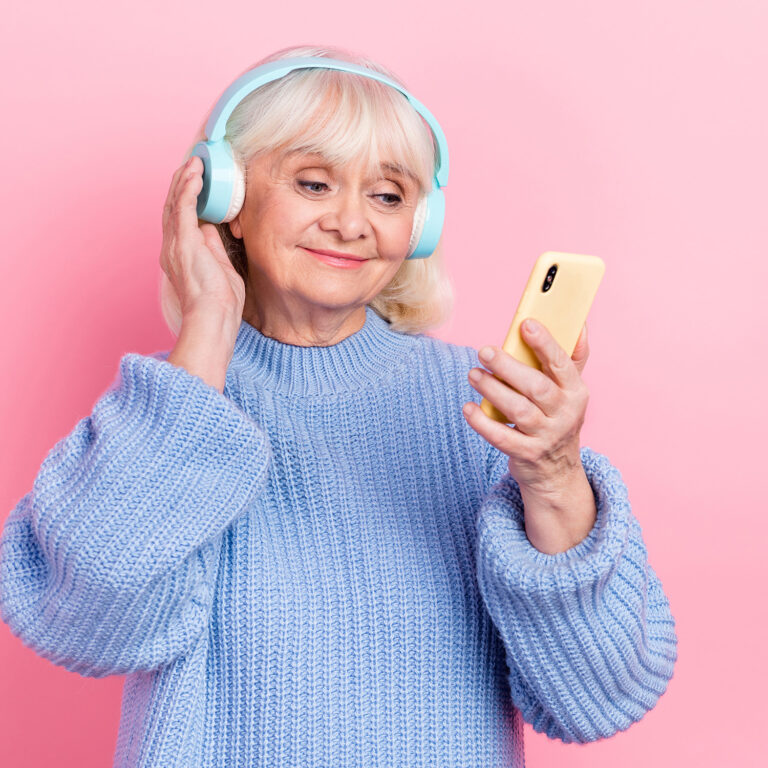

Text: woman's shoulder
xmin=400 ymin=332 xmax=482 ymax=403
xmin=147 ymin=349 xmax=171 ymax=362
xmin=405 ymin=331 xmax=480 ymax=372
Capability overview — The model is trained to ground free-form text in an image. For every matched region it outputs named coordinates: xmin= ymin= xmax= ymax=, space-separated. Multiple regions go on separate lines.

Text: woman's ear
xmin=229 ymin=216 xmax=243 ymax=239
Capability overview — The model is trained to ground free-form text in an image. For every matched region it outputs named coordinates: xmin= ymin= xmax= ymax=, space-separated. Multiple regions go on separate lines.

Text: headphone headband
xmin=203 ymin=56 xmax=449 ymax=188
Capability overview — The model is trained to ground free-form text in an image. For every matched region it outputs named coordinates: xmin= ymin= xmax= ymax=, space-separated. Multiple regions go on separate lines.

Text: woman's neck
xmin=241 ymin=295 xmax=368 ymax=348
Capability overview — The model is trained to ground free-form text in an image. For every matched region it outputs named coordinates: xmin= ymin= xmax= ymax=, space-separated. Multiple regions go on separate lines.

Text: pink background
xmin=1 ymin=1 xmax=766 ymax=765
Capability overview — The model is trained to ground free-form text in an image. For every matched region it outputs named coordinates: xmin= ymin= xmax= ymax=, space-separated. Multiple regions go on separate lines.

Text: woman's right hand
xmin=161 ymin=155 xmax=246 ymax=329
xmin=161 ymin=155 xmax=247 ymax=393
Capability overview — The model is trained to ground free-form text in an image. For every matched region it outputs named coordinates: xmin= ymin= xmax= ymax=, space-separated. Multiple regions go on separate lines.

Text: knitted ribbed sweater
xmin=0 ymin=304 xmax=677 ymax=767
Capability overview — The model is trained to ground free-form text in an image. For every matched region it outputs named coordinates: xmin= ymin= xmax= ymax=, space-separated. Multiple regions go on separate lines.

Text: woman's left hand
xmin=463 ymin=318 xmax=597 ymax=554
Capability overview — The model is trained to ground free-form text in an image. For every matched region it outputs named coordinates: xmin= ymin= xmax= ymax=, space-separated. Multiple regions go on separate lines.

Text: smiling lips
xmin=303 ymin=247 xmax=368 ymax=269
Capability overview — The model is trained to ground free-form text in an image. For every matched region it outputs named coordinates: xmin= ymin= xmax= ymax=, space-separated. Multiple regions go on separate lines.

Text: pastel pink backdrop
xmin=1 ymin=1 xmax=765 ymax=766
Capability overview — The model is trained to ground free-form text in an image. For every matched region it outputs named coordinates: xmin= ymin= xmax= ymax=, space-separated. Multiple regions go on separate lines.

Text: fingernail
xmin=478 ymin=346 xmax=495 ymax=363
xmin=525 ymin=319 xmax=539 ymax=335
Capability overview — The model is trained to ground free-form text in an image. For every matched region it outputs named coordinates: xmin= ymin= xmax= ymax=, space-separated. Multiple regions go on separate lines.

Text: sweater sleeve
xmin=475 ymin=445 xmax=677 ymax=743
xmin=0 ymin=351 xmax=272 ymax=678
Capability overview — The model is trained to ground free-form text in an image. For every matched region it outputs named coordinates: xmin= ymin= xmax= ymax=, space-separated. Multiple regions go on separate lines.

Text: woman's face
xmin=229 ymin=148 xmax=421 ymax=319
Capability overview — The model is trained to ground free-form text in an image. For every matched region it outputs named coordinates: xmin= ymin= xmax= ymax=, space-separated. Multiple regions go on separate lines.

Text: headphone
xmin=190 ymin=56 xmax=449 ymax=259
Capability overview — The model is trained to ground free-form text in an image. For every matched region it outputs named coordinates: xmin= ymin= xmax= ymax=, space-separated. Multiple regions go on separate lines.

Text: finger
xmin=475 ymin=345 xmax=562 ymax=417
xmin=519 ymin=318 xmax=582 ymax=390
xmin=467 ymin=367 xmax=546 ymax=435
xmin=162 ymin=157 xmax=196 ymax=230
xmin=571 ymin=323 xmax=590 ymax=375
xmin=163 ymin=156 xmax=203 ymax=234
xmin=200 ymin=222 xmax=229 ymax=263
xmin=462 ymin=399 xmax=535 ymax=460
xmin=160 ymin=162 xmax=191 ymax=273
xmin=172 ymin=157 xmax=205 ymax=238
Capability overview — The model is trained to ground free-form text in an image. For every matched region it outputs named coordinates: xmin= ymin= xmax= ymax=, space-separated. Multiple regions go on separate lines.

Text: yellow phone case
xmin=480 ymin=251 xmax=605 ymax=423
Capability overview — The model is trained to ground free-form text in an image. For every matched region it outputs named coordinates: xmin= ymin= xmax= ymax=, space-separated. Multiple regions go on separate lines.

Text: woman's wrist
xmin=518 ymin=466 xmax=597 ymax=555
xmin=167 ymin=309 xmax=240 ymax=393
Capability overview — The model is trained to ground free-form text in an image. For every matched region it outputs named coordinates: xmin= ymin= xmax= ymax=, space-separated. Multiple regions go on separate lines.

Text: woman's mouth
xmin=302 ymin=247 xmax=367 ymax=269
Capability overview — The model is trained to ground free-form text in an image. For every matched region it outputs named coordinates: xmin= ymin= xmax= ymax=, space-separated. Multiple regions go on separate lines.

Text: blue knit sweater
xmin=0 ymin=304 xmax=677 ymax=767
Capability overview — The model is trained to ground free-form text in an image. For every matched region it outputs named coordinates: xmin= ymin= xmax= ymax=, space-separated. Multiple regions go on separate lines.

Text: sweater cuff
xmin=477 ymin=447 xmax=631 ymax=592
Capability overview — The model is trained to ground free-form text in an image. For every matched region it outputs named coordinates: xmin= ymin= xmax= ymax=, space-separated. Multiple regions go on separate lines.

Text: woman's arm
xmin=0 ymin=351 xmax=271 ymax=678
xmin=464 ymin=319 xmax=676 ymax=740
xmin=476 ymin=445 xmax=678 ymax=743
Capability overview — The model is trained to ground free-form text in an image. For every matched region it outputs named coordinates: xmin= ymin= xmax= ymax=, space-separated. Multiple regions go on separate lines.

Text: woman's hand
xmin=463 ymin=319 xmax=597 ymax=554
xmin=160 ymin=155 xmax=246 ymax=330
xmin=161 ymin=156 xmax=247 ymax=393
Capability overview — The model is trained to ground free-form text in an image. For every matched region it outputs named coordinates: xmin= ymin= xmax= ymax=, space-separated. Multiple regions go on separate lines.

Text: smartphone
xmin=479 ymin=251 xmax=605 ymax=423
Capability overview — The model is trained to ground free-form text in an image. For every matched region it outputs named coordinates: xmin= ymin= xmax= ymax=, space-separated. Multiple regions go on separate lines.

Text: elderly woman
xmin=0 ymin=45 xmax=676 ymax=768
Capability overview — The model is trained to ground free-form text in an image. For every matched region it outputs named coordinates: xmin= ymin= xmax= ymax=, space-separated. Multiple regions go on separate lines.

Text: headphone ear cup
xmin=222 ymin=154 xmax=246 ymax=223
xmin=192 ymin=141 xmax=244 ymax=223
xmin=407 ymin=195 xmax=428 ymax=258
xmin=407 ymin=182 xmax=445 ymax=259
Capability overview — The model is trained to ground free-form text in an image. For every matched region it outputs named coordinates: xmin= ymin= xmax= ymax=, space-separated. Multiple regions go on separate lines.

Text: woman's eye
xmin=375 ymin=193 xmax=402 ymax=206
xmin=298 ymin=180 xmax=328 ymax=193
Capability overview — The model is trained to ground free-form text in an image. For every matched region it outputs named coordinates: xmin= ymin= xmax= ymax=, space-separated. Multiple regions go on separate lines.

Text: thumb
xmin=200 ymin=222 xmax=230 ymax=264
xmin=571 ymin=323 xmax=589 ymax=375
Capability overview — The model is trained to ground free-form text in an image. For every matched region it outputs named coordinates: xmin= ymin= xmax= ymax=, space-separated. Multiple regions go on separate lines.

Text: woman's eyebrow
xmin=283 ymin=150 xmax=418 ymax=184
xmin=380 ymin=162 xmax=419 ymax=184
xmin=284 ymin=149 xmax=325 ymax=162
xmin=275 ymin=149 xmax=325 ymax=171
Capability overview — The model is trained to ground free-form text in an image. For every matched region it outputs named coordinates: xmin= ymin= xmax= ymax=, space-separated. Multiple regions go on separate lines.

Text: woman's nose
xmin=318 ymin=192 xmax=370 ymax=241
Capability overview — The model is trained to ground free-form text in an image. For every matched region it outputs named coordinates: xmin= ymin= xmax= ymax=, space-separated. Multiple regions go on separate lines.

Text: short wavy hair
xmin=159 ymin=44 xmax=454 ymax=337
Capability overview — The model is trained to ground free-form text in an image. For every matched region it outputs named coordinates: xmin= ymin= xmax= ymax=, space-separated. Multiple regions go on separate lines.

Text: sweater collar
xmin=228 ymin=304 xmax=416 ymax=396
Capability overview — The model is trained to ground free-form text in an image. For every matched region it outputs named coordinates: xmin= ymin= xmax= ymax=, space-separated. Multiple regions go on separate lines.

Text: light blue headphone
xmin=191 ymin=56 xmax=449 ymax=259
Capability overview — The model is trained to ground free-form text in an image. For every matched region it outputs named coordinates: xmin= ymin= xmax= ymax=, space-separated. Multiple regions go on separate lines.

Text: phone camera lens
xmin=541 ymin=264 xmax=558 ymax=293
